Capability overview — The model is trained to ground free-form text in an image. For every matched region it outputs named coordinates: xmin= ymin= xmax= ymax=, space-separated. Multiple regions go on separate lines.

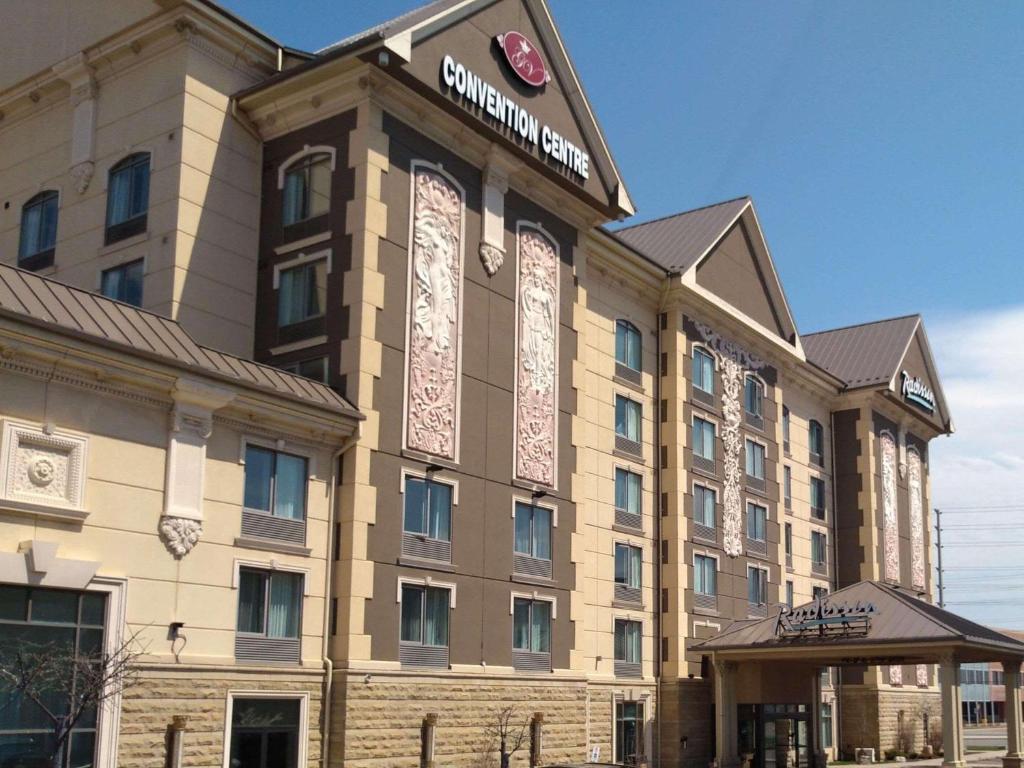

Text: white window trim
xmin=691 ymin=480 xmax=718 ymax=523
xmin=510 ymin=494 xmax=556 ymax=527
xmin=692 ymin=551 xmax=719 ymax=596
xmin=403 ymin=467 xmax=461 ymax=507
xmin=272 ymin=247 xmax=332 ymax=289
xmin=745 ymin=497 xmax=770 ymax=520
xmin=510 ymin=590 xmax=557 ymax=619
xmin=744 ymin=436 xmax=768 ymax=478
xmin=222 ymin=690 xmax=310 ymax=768
xmin=239 ymin=435 xmax=319 ymax=478
xmin=747 ymin=563 xmax=770 ymax=582
xmin=88 ymin=576 xmax=129 ymax=768
xmin=232 ymin=558 xmax=311 ymax=596
xmin=276 ymin=144 xmax=337 ymax=189
xmin=613 ymin=615 xmax=644 ymax=631
xmin=691 ymin=343 xmax=718 ymax=380
xmin=691 ymin=413 xmax=718 ymax=460
xmin=396 ymin=576 xmax=457 ymax=608
xmin=611 ymin=692 xmax=653 ymax=765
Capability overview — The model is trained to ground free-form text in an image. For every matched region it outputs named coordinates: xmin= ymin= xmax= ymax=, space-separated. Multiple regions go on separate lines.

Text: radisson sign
xmin=440 ymin=53 xmax=591 ymax=180
xmin=900 ymin=370 xmax=936 ymax=413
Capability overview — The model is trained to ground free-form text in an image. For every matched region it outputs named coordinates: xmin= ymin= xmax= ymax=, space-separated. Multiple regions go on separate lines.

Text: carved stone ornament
xmin=880 ymin=431 xmax=901 ymax=582
xmin=514 ymin=227 xmax=559 ymax=487
xmin=479 ymin=242 xmax=505 ymax=276
xmin=159 ymin=516 xmax=203 ymax=557
xmin=1 ymin=422 xmax=87 ymax=514
xmin=916 ymin=664 xmax=929 ymax=687
xmin=889 ymin=664 xmax=903 ymax=686
xmin=908 ymin=449 xmax=926 ymax=589
xmin=694 ymin=320 xmax=766 ymax=371
xmin=720 ymin=357 xmax=744 ymax=557
xmin=405 ymin=165 xmax=464 ymax=461
xmin=70 ymin=160 xmax=95 ymax=194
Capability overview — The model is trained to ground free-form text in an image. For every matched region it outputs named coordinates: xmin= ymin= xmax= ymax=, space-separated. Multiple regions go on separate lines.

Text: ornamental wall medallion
xmin=880 ymin=431 xmax=901 ymax=582
xmin=693 ymin=321 xmax=764 ymax=558
xmin=159 ymin=516 xmax=203 ymax=557
xmin=0 ymin=422 xmax=87 ymax=514
xmin=404 ymin=164 xmax=465 ymax=461
xmin=514 ymin=227 xmax=559 ymax=487
xmin=908 ymin=448 xmax=926 ymax=590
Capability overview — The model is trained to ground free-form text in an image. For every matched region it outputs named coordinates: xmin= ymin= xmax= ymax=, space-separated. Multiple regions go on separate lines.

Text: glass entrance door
xmin=615 ymin=700 xmax=645 ymax=766
xmin=740 ymin=704 xmax=811 ymax=768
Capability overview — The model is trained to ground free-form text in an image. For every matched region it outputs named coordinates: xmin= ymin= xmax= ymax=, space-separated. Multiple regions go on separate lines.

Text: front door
xmin=739 ymin=704 xmax=811 ymax=768
xmin=616 ymin=700 xmax=645 ymax=766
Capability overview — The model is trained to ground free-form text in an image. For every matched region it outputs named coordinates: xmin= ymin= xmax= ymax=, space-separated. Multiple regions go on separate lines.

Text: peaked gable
xmin=893 ymin=322 xmax=951 ymax=433
xmin=396 ymin=0 xmax=632 ymax=216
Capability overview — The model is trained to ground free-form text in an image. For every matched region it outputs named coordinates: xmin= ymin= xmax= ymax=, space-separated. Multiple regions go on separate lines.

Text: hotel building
xmin=2 ymin=3 xmax=1020 ymax=768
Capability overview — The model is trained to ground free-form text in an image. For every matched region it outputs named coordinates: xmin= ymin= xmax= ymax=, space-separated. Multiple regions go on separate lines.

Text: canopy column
xmin=811 ymin=667 xmax=827 ymax=768
xmin=940 ymin=654 xmax=965 ymax=768
xmin=1004 ymin=660 xmax=1023 ymax=768
xmin=714 ymin=657 xmax=739 ymax=768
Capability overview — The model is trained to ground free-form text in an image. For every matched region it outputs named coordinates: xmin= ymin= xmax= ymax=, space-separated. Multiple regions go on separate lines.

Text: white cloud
xmin=927 ymin=305 xmax=1024 ymax=627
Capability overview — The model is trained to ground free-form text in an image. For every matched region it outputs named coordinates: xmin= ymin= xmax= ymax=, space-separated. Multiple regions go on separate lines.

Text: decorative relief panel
xmin=404 ymin=164 xmax=465 ymax=461
xmin=908 ymin=448 xmax=926 ymax=589
xmin=889 ymin=664 xmax=903 ymax=686
xmin=695 ymin=321 xmax=764 ymax=558
xmin=916 ymin=663 xmax=929 ymax=687
xmin=880 ymin=430 xmax=901 ymax=582
xmin=514 ymin=226 xmax=559 ymax=487
xmin=0 ymin=422 xmax=87 ymax=518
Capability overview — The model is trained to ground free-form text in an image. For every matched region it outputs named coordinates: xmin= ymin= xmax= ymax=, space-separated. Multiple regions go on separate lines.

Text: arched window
xmin=615 ymin=320 xmax=641 ymax=372
xmin=105 ymin=153 xmax=150 ymax=244
xmin=809 ymin=419 xmax=825 ymax=466
xmin=282 ymin=152 xmax=332 ymax=226
xmin=18 ymin=190 xmax=59 ymax=270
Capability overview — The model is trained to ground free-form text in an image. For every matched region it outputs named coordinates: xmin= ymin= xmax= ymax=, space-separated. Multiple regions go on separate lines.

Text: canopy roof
xmin=694 ymin=581 xmax=1024 ymax=665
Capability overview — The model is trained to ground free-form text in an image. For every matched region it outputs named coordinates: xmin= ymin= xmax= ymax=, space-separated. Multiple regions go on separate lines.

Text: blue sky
xmin=221 ymin=2 xmax=1024 ymax=625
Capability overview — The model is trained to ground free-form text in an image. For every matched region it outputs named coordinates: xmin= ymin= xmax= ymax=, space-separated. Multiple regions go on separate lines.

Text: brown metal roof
xmin=0 ymin=264 xmax=360 ymax=417
xmin=612 ymin=196 xmax=750 ymax=273
xmin=316 ymin=0 xmax=462 ymax=56
xmin=694 ymin=581 xmax=1024 ymax=658
xmin=802 ymin=314 xmax=920 ymax=389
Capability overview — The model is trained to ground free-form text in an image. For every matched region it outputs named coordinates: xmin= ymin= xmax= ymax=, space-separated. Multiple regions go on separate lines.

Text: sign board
xmin=496 ymin=31 xmax=550 ymax=87
xmin=775 ymin=596 xmax=877 ymax=639
xmin=900 ymin=370 xmax=936 ymax=413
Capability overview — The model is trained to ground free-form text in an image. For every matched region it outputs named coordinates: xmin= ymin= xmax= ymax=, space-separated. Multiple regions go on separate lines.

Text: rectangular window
xmin=812 ymin=531 xmax=827 ymax=567
xmin=282 ymin=153 xmax=331 ymax=226
xmin=615 ymin=395 xmax=642 ymax=443
xmin=0 ymin=585 xmax=107 ymax=768
xmin=19 ymin=191 xmax=59 ymax=268
xmin=100 ymin=259 xmax=144 ymax=307
xmin=615 ymin=543 xmax=642 ymax=590
xmin=809 ymin=421 xmax=824 ymax=466
xmin=782 ymin=405 xmax=791 ymax=451
xmin=692 ymin=348 xmax=715 ymax=394
xmin=747 ymin=502 xmax=767 ymax=542
xmin=229 ymin=698 xmax=301 ymax=768
xmin=784 ymin=466 xmax=792 ymax=508
xmin=784 ymin=522 xmax=793 ymax=558
xmin=811 ymin=477 xmax=826 ymax=519
xmin=692 ymin=417 xmax=715 ymax=462
xmin=236 ymin=569 xmax=302 ymax=639
xmin=785 ymin=580 xmax=794 ymax=609
xmin=278 ymin=259 xmax=327 ymax=327
xmin=813 ymin=585 xmax=828 ymax=601
xmin=615 ymin=321 xmax=642 ymax=371
xmin=745 ymin=439 xmax=765 ymax=480
xmin=399 ymin=584 xmax=449 ymax=647
xmin=512 ymin=597 xmax=551 ymax=653
xmin=514 ymin=502 xmax=551 ymax=560
xmin=105 ymin=153 xmax=150 ymax=243
xmin=744 ymin=376 xmax=763 ymax=417
xmin=694 ymin=555 xmax=717 ymax=596
xmin=614 ymin=619 xmax=642 ymax=664
xmin=614 ymin=468 xmax=642 ymax=533
xmin=403 ymin=477 xmax=452 ymax=542
xmin=694 ymin=485 xmax=716 ymax=528
xmin=615 ymin=701 xmax=645 ymax=764
xmin=244 ymin=445 xmax=308 ymax=521
xmin=747 ymin=567 xmax=767 ymax=606
xmin=279 ymin=357 xmax=328 ymax=383
xmin=821 ymin=702 xmax=834 ymax=749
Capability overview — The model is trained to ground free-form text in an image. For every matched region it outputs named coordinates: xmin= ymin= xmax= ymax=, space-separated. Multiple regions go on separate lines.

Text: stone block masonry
xmin=840 ymin=687 xmax=941 ymax=758
xmin=117 ymin=666 xmax=324 ymax=768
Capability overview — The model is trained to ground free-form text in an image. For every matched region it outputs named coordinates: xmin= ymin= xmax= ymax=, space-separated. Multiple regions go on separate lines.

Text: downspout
xmin=322 ymin=424 xmax=361 ymax=768
xmin=829 ymin=409 xmax=843 ymax=757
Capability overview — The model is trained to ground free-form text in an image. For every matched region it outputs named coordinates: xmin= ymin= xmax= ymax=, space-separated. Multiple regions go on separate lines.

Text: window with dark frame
xmin=782 ymin=405 xmax=791 ymax=452
xmin=282 ymin=152 xmax=331 ymax=227
xmin=692 ymin=417 xmax=715 ymax=468
xmin=784 ymin=465 xmax=792 ymax=508
xmin=514 ymin=502 xmax=551 ymax=561
xmin=694 ymin=554 xmax=717 ymax=598
xmin=235 ymin=568 xmax=303 ymax=663
xmin=0 ymin=585 xmax=107 ymax=768
xmin=812 ymin=531 xmax=828 ymax=572
xmin=746 ymin=502 xmax=767 ymax=543
xmin=614 ymin=618 xmax=642 ymax=665
xmin=100 ymin=259 xmax=144 ymax=307
xmin=615 ymin=395 xmax=642 ymax=454
xmin=615 ymin=700 xmax=645 ymax=764
xmin=242 ymin=445 xmax=308 ymax=545
xmin=692 ymin=347 xmax=715 ymax=394
xmin=784 ymin=522 xmax=793 ymax=564
xmin=228 ymin=697 xmax=301 ymax=768
xmin=745 ymin=439 xmax=765 ymax=481
xmin=614 ymin=543 xmax=642 ymax=603
xmin=785 ymin=580 xmax=794 ymax=609
xmin=399 ymin=583 xmax=450 ymax=668
xmin=105 ymin=153 xmax=150 ymax=244
xmin=615 ymin=320 xmax=642 ymax=372
xmin=615 ymin=468 xmax=642 ymax=530
xmin=693 ymin=484 xmax=716 ymax=530
xmin=810 ymin=476 xmax=826 ymax=519
xmin=744 ymin=375 xmax=763 ymax=418
xmin=277 ymin=259 xmax=327 ymax=328
xmin=512 ymin=597 xmax=551 ymax=666
xmin=18 ymin=190 xmax=59 ymax=270
xmin=279 ymin=357 xmax=328 ymax=383
xmin=747 ymin=566 xmax=767 ymax=607
xmin=809 ymin=420 xmax=825 ymax=466
xmin=402 ymin=476 xmax=453 ymax=563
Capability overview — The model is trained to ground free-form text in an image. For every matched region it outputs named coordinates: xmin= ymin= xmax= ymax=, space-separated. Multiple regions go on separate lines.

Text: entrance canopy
xmin=693 ymin=580 xmax=1024 ymax=666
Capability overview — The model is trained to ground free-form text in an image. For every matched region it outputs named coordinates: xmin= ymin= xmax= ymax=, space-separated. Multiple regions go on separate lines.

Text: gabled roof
xmin=695 ymin=581 xmax=1024 ymax=659
xmin=802 ymin=314 xmax=922 ymax=389
xmin=0 ymin=264 xmax=360 ymax=417
xmin=614 ymin=196 xmax=750 ymax=274
xmin=316 ymin=0 xmax=459 ymax=56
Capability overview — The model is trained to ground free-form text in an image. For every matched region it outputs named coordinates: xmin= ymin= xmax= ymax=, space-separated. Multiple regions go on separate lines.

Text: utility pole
xmin=934 ymin=507 xmax=944 ymax=608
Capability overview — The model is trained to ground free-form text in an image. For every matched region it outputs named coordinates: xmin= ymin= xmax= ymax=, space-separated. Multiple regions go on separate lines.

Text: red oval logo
xmin=496 ymin=31 xmax=549 ymax=88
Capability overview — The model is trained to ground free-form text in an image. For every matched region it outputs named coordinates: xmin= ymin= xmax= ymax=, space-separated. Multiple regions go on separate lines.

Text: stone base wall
xmin=118 ymin=665 xmax=324 ymax=768
xmin=660 ymin=678 xmax=713 ymax=768
xmin=839 ymin=686 xmax=941 ymax=759
xmin=329 ymin=672 xmax=657 ymax=768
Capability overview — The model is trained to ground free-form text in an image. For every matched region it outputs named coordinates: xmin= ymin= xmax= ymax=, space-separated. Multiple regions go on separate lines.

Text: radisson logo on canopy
xmin=440 ymin=54 xmax=590 ymax=180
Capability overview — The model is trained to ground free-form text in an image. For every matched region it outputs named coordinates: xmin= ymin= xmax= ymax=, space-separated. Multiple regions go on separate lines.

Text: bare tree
xmin=0 ymin=630 xmax=143 ymax=768
xmin=486 ymin=707 xmax=530 ymax=768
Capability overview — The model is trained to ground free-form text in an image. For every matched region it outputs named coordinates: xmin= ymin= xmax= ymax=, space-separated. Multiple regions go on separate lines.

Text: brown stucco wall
xmin=833 ymin=409 xmax=862 ymax=589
